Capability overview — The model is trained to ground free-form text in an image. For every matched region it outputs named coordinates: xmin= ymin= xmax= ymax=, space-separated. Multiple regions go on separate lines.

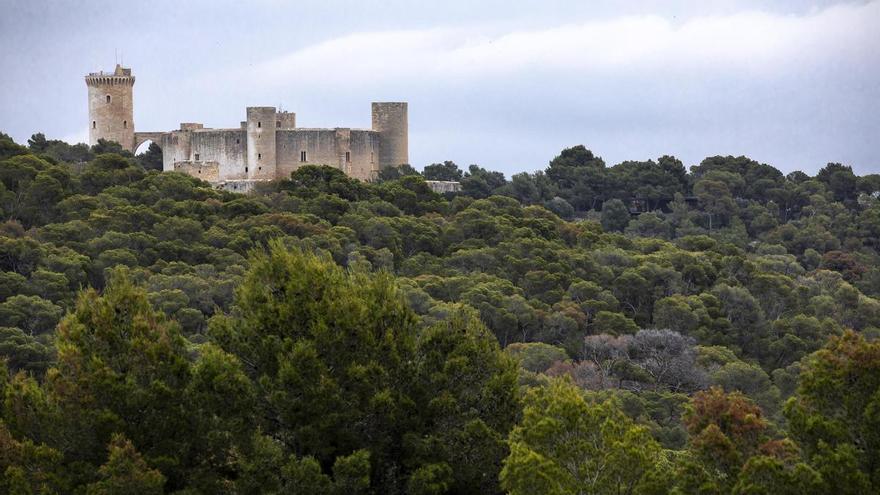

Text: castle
xmin=86 ymin=65 xmax=408 ymax=190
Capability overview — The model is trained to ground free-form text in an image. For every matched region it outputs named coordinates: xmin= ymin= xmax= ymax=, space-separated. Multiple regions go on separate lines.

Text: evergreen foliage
xmin=1 ymin=134 xmax=879 ymax=492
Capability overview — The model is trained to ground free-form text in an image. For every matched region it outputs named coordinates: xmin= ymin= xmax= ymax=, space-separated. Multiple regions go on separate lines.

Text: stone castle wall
xmin=276 ymin=129 xmax=338 ymax=178
xmin=189 ymin=129 xmax=248 ymax=180
xmin=88 ymin=66 xmax=407 ymax=186
xmin=167 ymin=126 xmax=380 ymax=182
xmin=348 ymin=129 xmax=382 ymax=181
xmin=173 ymin=160 xmax=220 ymax=182
xmin=425 ymin=180 xmax=463 ymax=194
xmin=276 ymin=128 xmax=380 ymax=181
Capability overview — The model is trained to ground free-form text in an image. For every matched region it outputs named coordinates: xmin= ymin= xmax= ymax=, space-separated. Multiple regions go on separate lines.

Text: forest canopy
xmin=1 ymin=131 xmax=879 ymax=493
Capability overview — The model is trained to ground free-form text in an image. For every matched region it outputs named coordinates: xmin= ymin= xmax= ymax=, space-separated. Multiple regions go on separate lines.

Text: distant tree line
xmin=0 ymin=131 xmax=879 ymax=493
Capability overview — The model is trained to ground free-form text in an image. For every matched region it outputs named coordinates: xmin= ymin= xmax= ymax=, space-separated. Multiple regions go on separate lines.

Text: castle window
xmin=194 ymin=153 xmax=200 ymax=161
xmin=257 ymin=121 xmax=261 ymax=128
xmin=92 ymin=121 xmax=96 ymax=129
xmin=123 ymin=120 xmax=127 ymax=129
xmin=236 ymin=138 xmax=240 ymax=144
xmin=245 ymin=167 xmax=248 ymax=173
xmin=300 ymin=151 xmax=307 ymax=162
xmin=106 ymin=95 xmax=111 ymax=103
xmin=276 ymin=121 xmax=281 ymax=128
xmin=258 ymin=166 xmax=262 ymax=171
xmin=345 ymin=151 xmax=351 ymax=163
xmin=258 ymin=153 xmax=261 ymax=160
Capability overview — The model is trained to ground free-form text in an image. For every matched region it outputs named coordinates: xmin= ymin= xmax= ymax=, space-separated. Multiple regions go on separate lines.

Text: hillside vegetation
xmin=1 ymin=131 xmax=879 ymax=493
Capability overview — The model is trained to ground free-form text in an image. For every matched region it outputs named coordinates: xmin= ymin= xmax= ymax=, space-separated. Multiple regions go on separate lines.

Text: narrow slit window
xmin=123 ymin=120 xmax=127 ymax=129
xmin=236 ymin=138 xmax=240 ymax=144
xmin=300 ymin=151 xmax=307 ymax=162
xmin=257 ymin=121 xmax=261 ymax=128
xmin=258 ymin=166 xmax=262 ymax=171
xmin=92 ymin=121 xmax=96 ymax=129
xmin=258 ymin=153 xmax=261 ymax=160
xmin=345 ymin=151 xmax=351 ymax=163
xmin=106 ymin=95 xmax=111 ymax=103
xmin=245 ymin=166 xmax=248 ymax=173
xmin=194 ymin=153 xmax=200 ymax=161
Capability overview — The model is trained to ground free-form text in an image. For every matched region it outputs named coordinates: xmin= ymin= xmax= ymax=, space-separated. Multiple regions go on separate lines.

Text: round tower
xmin=246 ymin=107 xmax=277 ymax=179
xmin=371 ymin=102 xmax=408 ymax=169
xmin=85 ymin=64 xmax=135 ymax=151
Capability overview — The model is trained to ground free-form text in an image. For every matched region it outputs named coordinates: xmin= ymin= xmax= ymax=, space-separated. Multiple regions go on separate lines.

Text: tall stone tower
xmin=372 ymin=102 xmax=408 ymax=169
xmin=246 ymin=107 xmax=277 ymax=179
xmin=85 ymin=64 xmax=135 ymax=151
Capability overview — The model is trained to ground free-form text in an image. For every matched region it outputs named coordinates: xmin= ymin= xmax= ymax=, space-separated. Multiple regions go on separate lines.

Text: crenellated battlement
xmin=85 ymin=64 xmax=134 ymax=86
xmin=85 ymin=76 xmax=135 ymax=86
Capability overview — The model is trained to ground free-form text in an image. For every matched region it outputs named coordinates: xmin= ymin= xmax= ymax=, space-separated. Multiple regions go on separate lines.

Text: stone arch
xmin=133 ymin=132 xmax=165 ymax=153
xmin=134 ymin=139 xmax=156 ymax=156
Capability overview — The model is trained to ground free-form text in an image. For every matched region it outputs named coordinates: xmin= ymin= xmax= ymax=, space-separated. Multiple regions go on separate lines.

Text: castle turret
xmin=246 ymin=107 xmax=277 ymax=179
xmin=85 ymin=64 xmax=135 ymax=151
xmin=372 ymin=102 xmax=408 ymax=169
xmin=277 ymin=111 xmax=296 ymax=129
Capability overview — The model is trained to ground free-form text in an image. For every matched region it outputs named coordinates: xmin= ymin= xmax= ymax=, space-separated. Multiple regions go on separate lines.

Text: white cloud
xmin=217 ymin=1 xmax=878 ymax=90
xmin=176 ymin=1 xmax=879 ymax=174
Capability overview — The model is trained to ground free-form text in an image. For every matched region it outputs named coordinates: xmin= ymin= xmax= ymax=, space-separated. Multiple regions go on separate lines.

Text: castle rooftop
xmin=86 ymin=64 xmax=132 ymax=77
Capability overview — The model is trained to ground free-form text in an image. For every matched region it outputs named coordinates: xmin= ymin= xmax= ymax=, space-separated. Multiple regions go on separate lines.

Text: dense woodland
xmin=1 ymin=130 xmax=879 ymax=494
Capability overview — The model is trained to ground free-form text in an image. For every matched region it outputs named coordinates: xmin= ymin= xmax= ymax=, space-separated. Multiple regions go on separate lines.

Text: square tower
xmin=85 ymin=64 xmax=135 ymax=151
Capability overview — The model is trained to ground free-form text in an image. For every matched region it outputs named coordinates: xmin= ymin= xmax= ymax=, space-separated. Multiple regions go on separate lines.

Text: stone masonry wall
xmin=275 ymin=129 xmax=379 ymax=181
xmin=246 ymin=107 xmax=277 ymax=180
xmin=173 ymin=161 xmax=220 ymax=182
xmin=189 ymin=129 xmax=247 ymax=180
xmin=371 ymin=102 xmax=408 ymax=169
xmin=348 ymin=130 xmax=380 ymax=181
xmin=86 ymin=67 xmax=135 ymax=151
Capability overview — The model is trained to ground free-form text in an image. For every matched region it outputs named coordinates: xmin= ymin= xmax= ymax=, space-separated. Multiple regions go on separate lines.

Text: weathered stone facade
xmin=86 ymin=65 xmax=134 ymax=150
xmin=425 ymin=180 xmax=462 ymax=194
xmin=172 ymin=161 xmax=220 ymax=182
xmin=372 ymin=102 xmax=408 ymax=172
xmin=86 ymin=65 xmax=408 ymax=184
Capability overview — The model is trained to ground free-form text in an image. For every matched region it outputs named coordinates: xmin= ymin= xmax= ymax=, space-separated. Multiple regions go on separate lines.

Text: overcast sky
xmin=1 ymin=0 xmax=878 ymax=176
